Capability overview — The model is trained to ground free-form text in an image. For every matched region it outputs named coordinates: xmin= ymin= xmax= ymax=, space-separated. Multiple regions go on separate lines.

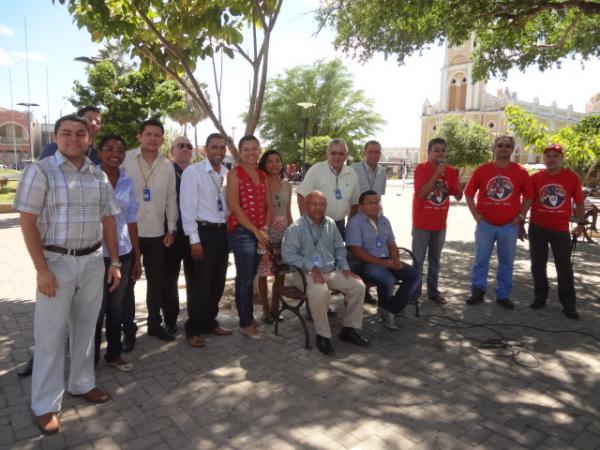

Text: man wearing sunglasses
xmin=464 ymin=135 xmax=533 ymax=309
xmin=297 ymin=138 xmax=360 ymax=240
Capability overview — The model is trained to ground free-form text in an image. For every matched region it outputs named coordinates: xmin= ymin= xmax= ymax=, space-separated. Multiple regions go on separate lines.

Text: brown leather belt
xmin=43 ymin=242 xmax=101 ymax=256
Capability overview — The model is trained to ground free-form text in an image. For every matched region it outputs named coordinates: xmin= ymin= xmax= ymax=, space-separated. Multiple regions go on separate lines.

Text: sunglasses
xmin=176 ymin=143 xmax=193 ymax=150
xmin=330 ymin=151 xmax=346 ymax=156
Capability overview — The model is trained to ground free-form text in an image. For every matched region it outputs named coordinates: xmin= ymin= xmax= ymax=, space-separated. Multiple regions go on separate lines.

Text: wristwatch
xmin=110 ymin=261 xmax=122 ymax=269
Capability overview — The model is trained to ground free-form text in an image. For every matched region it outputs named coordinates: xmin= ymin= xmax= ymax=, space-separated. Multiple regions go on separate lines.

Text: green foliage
xmin=71 ymin=60 xmax=185 ymax=149
xmin=317 ymin=0 xmax=600 ymax=80
xmin=303 ymin=136 xmax=332 ymax=165
xmin=259 ymin=59 xmax=384 ymax=165
xmin=435 ymin=116 xmax=493 ymax=168
xmin=505 ymin=105 xmax=600 ymax=183
xmin=56 ymin=0 xmax=284 ymax=158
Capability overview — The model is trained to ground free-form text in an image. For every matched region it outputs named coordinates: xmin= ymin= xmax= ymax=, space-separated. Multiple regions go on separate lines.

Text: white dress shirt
xmin=122 ymin=148 xmax=178 ymax=238
xmin=180 ymin=159 xmax=229 ymax=244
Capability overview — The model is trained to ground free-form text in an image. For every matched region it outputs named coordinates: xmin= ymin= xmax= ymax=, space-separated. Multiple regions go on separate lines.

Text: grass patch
xmin=0 ymin=169 xmax=20 ymax=176
xmin=0 ymin=180 xmax=17 ymax=204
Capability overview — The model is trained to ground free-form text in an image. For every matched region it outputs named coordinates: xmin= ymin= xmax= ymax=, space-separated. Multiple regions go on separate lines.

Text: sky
xmin=1 ymin=0 xmax=599 ymax=148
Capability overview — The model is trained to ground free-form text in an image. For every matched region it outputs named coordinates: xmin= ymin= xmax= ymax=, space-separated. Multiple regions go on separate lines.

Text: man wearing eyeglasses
xmin=464 ymin=135 xmax=533 ymax=309
xmin=412 ymin=138 xmax=462 ymax=305
xmin=297 ymin=138 xmax=360 ymax=240
xmin=162 ymin=137 xmax=195 ymax=337
xmin=41 ymin=106 xmax=102 ymax=165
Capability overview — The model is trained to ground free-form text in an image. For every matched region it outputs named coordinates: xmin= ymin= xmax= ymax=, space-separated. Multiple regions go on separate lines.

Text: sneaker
xmin=466 ymin=288 xmax=485 ymax=305
xmin=496 ymin=298 xmax=514 ymax=309
xmin=379 ymin=307 xmax=399 ymax=330
xmin=107 ymin=358 xmax=134 ymax=372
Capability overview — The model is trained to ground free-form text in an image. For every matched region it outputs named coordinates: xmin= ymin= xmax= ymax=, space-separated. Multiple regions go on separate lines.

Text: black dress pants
xmin=163 ymin=229 xmax=193 ymax=328
xmin=140 ymin=236 xmax=168 ymax=333
xmin=185 ymin=223 xmax=229 ymax=336
xmin=529 ymin=223 xmax=576 ymax=309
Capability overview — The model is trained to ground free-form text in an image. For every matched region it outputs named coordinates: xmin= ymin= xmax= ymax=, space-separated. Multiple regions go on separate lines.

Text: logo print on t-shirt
xmin=485 ymin=176 xmax=513 ymax=201
xmin=427 ymin=180 xmax=449 ymax=205
xmin=539 ymin=184 xmax=566 ymax=209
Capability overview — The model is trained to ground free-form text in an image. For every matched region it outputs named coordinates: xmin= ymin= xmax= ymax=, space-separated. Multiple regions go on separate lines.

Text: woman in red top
xmin=227 ymin=135 xmax=272 ymax=338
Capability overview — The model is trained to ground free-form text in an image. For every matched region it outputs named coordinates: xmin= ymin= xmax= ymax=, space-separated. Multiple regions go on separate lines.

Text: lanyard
xmin=362 ymin=162 xmax=377 ymax=190
xmin=328 ymin=162 xmax=340 ymax=190
xmin=368 ymin=217 xmax=379 ymax=236
xmin=137 ymin=156 xmax=158 ymax=188
xmin=209 ymin=170 xmax=224 ymax=195
xmin=304 ymin=216 xmax=324 ymax=249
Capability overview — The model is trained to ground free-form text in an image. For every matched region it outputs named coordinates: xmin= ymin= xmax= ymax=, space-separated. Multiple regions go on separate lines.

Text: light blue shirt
xmin=346 ymin=211 xmax=395 ymax=258
xmin=102 ymin=169 xmax=138 ymax=257
xmin=282 ymin=215 xmax=349 ymax=273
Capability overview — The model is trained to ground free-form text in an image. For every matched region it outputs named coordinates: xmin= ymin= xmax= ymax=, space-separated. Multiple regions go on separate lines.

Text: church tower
xmin=439 ymin=39 xmax=486 ymax=112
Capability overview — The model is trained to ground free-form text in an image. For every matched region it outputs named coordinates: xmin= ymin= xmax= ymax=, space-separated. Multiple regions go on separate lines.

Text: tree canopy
xmin=71 ymin=60 xmax=185 ymax=149
xmin=56 ymin=0 xmax=283 ymax=159
xmin=258 ymin=59 xmax=384 ymax=164
xmin=317 ymin=0 xmax=600 ymax=80
xmin=434 ymin=116 xmax=493 ymax=168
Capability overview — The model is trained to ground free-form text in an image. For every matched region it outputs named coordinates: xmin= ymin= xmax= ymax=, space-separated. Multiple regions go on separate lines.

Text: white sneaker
xmin=379 ymin=307 xmax=399 ymax=330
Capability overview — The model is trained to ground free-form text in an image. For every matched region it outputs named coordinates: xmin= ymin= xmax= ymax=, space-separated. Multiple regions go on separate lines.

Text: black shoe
xmin=316 ymin=335 xmax=335 ymax=355
xmin=148 ymin=327 xmax=175 ymax=342
xmin=497 ymin=298 xmax=514 ymax=309
xmin=364 ymin=291 xmax=377 ymax=305
xmin=562 ymin=308 xmax=579 ymax=319
xmin=529 ymin=300 xmax=546 ymax=310
xmin=339 ymin=327 xmax=370 ymax=347
xmin=17 ymin=358 xmax=34 ymax=377
xmin=466 ymin=288 xmax=485 ymax=305
xmin=327 ymin=307 xmax=336 ymax=317
xmin=122 ymin=335 xmax=136 ymax=353
xmin=165 ymin=324 xmax=177 ymax=336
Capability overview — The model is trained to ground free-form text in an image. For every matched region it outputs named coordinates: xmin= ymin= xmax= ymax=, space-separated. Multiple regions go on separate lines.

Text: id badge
xmin=143 ymin=188 xmax=151 ymax=202
xmin=313 ymin=255 xmax=320 ymax=266
xmin=217 ymin=197 xmax=224 ymax=212
xmin=335 ymin=188 xmax=342 ymax=200
xmin=376 ymin=237 xmax=384 ymax=248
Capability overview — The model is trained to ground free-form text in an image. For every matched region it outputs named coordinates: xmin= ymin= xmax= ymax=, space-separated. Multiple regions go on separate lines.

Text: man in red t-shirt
xmin=464 ymin=136 xmax=533 ymax=309
xmin=411 ymin=138 xmax=462 ymax=303
xmin=528 ymin=144 xmax=585 ymax=319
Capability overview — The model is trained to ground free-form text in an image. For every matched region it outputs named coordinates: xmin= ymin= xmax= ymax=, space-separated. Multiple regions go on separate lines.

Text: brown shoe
xmin=36 ymin=412 xmax=60 ymax=434
xmin=210 ymin=326 xmax=233 ymax=336
xmin=78 ymin=387 xmax=110 ymax=404
xmin=187 ymin=335 xmax=205 ymax=348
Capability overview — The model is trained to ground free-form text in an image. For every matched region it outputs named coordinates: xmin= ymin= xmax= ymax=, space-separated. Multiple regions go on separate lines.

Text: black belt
xmin=197 ymin=221 xmax=226 ymax=228
xmin=43 ymin=242 xmax=101 ymax=256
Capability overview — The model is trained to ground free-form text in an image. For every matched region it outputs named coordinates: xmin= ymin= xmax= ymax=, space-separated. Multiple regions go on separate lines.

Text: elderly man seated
xmin=346 ymin=190 xmax=420 ymax=330
xmin=282 ymin=190 xmax=369 ymax=355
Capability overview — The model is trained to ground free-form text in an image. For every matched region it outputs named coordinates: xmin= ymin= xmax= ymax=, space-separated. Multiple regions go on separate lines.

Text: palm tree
xmin=169 ymin=78 xmax=210 ymax=149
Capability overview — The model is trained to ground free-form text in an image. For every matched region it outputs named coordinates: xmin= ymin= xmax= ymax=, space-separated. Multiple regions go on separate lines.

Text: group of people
xmin=14 ymin=106 xmax=587 ymax=434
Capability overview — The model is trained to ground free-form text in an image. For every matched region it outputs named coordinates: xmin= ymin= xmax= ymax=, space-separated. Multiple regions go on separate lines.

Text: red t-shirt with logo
xmin=464 ymin=162 xmax=533 ymax=226
xmin=412 ymin=162 xmax=460 ymax=231
xmin=530 ymin=169 xmax=584 ymax=231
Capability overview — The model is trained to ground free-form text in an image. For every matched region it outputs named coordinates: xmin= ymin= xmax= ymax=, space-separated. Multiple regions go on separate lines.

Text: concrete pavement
xmin=1 ymin=183 xmax=599 ymax=449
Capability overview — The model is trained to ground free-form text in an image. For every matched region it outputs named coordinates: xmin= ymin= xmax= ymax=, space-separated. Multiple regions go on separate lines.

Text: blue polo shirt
xmin=346 ymin=211 xmax=395 ymax=258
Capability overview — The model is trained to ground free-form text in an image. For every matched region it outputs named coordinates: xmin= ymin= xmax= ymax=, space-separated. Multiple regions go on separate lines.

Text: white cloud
xmin=10 ymin=51 xmax=48 ymax=62
xmin=0 ymin=25 xmax=15 ymax=37
xmin=0 ymin=48 xmax=12 ymax=66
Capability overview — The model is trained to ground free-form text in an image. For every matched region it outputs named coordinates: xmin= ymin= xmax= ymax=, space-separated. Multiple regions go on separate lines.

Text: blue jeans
xmin=471 ymin=220 xmax=518 ymax=300
xmin=355 ymin=262 xmax=420 ymax=314
xmin=411 ymin=228 xmax=446 ymax=299
xmin=229 ymin=226 xmax=262 ymax=328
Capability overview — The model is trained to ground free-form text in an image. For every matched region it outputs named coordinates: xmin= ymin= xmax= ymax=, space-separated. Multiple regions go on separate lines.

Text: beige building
xmin=420 ymin=40 xmax=599 ymax=164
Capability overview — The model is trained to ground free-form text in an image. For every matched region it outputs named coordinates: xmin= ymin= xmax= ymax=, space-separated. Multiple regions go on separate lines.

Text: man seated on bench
xmin=281 ymin=190 xmax=369 ymax=355
xmin=346 ymin=190 xmax=420 ymax=330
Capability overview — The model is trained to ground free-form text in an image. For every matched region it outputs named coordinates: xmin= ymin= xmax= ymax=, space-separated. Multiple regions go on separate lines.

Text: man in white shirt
xmin=297 ymin=138 xmax=360 ymax=240
xmin=122 ymin=119 xmax=178 ymax=342
xmin=351 ymin=140 xmax=387 ymax=195
xmin=180 ymin=133 xmax=232 ymax=348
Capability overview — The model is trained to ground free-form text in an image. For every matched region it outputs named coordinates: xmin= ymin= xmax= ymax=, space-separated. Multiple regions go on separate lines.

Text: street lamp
xmin=17 ymin=102 xmax=40 ymax=161
xmin=74 ymin=56 xmax=105 ymax=65
xmin=296 ymin=101 xmax=315 ymax=178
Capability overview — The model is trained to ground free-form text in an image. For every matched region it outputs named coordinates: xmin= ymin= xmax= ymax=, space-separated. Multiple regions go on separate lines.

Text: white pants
xmin=31 ymin=249 xmax=104 ymax=415
xmin=293 ymin=270 xmax=365 ymax=338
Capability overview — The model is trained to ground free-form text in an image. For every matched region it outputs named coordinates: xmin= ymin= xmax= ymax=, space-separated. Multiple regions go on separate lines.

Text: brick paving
xmin=1 ymin=181 xmax=599 ymax=449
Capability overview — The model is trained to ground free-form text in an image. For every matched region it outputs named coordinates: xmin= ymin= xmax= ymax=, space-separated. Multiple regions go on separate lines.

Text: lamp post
xmin=296 ymin=102 xmax=315 ymax=178
xmin=74 ymin=56 xmax=105 ymax=65
xmin=17 ymin=102 xmax=40 ymax=160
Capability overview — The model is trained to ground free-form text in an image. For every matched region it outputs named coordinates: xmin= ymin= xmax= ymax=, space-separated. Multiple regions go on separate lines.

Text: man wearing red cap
xmin=528 ymin=144 xmax=585 ymax=319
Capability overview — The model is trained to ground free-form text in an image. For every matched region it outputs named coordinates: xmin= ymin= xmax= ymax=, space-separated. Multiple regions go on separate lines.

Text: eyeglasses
xmin=496 ymin=143 xmax=513 ymax=149
xmin=329 ymin=151 xmax=346 ymax=156
xmin=176 ymin=143 xmax=193 ymax=150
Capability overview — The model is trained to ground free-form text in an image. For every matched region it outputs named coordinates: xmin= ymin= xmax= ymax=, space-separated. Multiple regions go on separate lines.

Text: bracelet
xmin=110 ymin=261 xmax=122 ymax=269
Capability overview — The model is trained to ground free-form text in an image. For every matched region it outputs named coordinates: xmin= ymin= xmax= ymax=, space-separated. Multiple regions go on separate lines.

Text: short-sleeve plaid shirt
xmin=13 ymin=152 xmax=120 ymax=249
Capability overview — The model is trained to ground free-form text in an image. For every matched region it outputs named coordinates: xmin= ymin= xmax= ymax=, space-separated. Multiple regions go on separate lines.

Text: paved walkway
xmin=1 ymin=183 xmax=599 ymax=449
